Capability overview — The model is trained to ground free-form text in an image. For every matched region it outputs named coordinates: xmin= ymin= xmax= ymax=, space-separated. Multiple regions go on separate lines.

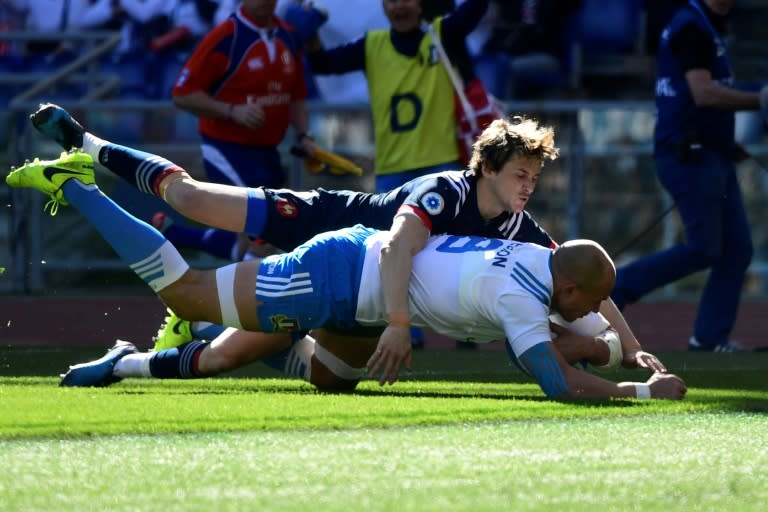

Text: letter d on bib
xmin=390 ymin=93 xmax=422 ymax=132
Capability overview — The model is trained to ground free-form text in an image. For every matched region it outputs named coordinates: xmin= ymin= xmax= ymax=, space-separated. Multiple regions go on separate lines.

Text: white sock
xmin=82 ymin=132 xmax=107 ymax=159
xmin=113 ymin=353 xmax=152 ymax=378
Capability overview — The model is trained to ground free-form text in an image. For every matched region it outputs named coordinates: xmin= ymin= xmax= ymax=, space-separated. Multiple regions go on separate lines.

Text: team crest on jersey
xmin=275 ymin=199 xmax=299 ymax=218
xmin=248 ymin=57 xmax=264 ymax=70
xmin=281 ymin=50 xmax=295 ymax=72
xmin=420 ymin=192 xmax=444 ymax=215
xmin=270 ymin=314 xmax=300 ymax=332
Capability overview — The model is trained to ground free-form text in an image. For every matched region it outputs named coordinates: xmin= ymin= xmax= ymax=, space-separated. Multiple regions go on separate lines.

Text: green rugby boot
xmin=6 ymin=151 xmax=95 ymax=215
xmin=152 ymin=307 xmax=193 ymax=351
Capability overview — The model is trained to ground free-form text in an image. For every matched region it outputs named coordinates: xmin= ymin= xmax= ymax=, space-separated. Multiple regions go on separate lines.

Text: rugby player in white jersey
xmin=6 ymin=153 xmax=687 ymax=399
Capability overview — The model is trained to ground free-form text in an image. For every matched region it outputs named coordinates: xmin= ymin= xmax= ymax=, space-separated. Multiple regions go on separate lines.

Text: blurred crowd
xmin=0 ymin=0 xmax=696 ymax=103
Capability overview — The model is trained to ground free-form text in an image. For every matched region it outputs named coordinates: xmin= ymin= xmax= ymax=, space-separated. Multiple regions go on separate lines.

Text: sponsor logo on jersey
xmin=270 ymin=314 xmax=300 ymax=332
xmin=420 ymin=192 xmax=444 ymax=215
xmin=275 ymin=199 xmax=298 ymax=218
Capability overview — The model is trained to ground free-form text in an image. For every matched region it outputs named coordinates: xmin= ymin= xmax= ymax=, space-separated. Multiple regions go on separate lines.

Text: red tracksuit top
xmin=172 ymin=7 xmax=307 ymax=146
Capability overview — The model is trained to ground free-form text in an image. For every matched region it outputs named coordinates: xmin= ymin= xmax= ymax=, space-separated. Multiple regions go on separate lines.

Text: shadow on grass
xmin=3 ymin=348 xmax=766 ymax=412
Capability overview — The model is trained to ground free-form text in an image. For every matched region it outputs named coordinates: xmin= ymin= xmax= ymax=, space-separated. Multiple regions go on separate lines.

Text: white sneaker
xmin=688 ymin=336 xmax=749 ymax=352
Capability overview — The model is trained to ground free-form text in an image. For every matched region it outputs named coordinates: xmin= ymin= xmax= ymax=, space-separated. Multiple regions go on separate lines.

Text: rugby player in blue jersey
xmin=24 ymin=104 xmax=666 ymax=391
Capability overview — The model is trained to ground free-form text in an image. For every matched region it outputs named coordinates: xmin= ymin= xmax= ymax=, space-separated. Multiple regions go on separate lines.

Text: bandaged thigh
xmin=313 ymin=342 xmax=367 ymax=381
xmin=215 ymin=263 xmax=243 ymax=329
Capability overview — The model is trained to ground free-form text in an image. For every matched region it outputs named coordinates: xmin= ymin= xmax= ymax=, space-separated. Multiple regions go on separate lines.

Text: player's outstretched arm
xmin=518 ymin=342 xmax=687 ymax=401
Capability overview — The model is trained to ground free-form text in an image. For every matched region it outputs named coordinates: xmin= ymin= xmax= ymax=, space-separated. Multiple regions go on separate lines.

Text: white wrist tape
xmin=635 ymin=383 xmax=652 ymax=400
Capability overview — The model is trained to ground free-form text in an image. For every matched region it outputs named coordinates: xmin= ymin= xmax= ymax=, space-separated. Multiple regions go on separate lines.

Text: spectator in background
xmin=145 ymin=0 xmax=217 ymax=100
xmin=463 ymin=0 xmax=579 ymax=100
xmin=0 ymin=1 xmax=24 ymax=71
xmin=157 ymin=0 xmax=317 ymax=263
xmin=92 ymin=1 xmax=170 ymax=100
xmin=611 ymin=0 xmax=768 ymax=352
xmin=1 ymin=0 xmax=117 ymax=73
xmin=171 ymin=0 xmax=315 ymax=189
xmin=277 ymin=0 xmax=387 ymax=105
xmin=306 ymin=0 xmax=489 ymax=192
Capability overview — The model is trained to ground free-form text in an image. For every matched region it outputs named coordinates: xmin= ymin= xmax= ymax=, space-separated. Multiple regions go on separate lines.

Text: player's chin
xmin=511 ymin=200 xmax=527 ymax=212
xmin=556 ymin=311 xmax=582 ymax=323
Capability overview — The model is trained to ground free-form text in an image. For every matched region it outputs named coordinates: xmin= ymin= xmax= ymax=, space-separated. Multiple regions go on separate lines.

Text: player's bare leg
xmin=196 ymin=329 xmax=293 ymax=375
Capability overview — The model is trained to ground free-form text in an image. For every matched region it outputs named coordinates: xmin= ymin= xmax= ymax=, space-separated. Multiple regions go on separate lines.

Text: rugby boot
xmin=30 ymin=102 xmax=85 ymax=150
xmin=59 ymin=340 xmax=138 ymax=387
xmin=5 ymin=150 xmax=95 ymax=214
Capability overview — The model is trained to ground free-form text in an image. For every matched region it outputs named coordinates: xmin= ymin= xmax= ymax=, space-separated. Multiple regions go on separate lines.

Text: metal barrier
xmin=3 ymin=31 xmax=123 ymax=106
xmin=0 ymin=31 xmax=123 ymax=105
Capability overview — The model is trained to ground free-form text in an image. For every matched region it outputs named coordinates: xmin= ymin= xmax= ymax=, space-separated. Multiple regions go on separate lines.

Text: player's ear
xmin=558 ymin=278 xmax=579 ymax=298
xmin=552 ymin=277 xmax=574 ymax=306
xmin=480 ymin=162 xmax=494 ymax=178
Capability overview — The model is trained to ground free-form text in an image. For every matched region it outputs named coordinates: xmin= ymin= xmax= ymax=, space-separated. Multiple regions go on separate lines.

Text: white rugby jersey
xmin=355 ymin=232 xmax=555 ymax=358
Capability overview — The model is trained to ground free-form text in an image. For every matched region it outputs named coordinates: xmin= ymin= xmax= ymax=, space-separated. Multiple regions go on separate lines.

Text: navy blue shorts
xmin=201 ymin=136 xmax=287 ymax=188
xmin=258 ymin=188 xmax=399 ymax=252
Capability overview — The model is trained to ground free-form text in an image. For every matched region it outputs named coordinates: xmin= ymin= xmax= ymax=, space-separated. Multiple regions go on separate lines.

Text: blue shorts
xmin=255 ymin=226 xmax=376 ymax=333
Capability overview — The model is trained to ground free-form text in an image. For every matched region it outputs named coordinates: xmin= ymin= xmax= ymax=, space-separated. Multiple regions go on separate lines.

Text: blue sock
xmin=98 ymin=143 xmax=181 ymax=196
xmin=61 ymin=180 xmax=188 ymax=291
xmin=149 ymin=341 xmax=208 ymax=378
xmin=62 ymin=180 xmax=165 ymax=262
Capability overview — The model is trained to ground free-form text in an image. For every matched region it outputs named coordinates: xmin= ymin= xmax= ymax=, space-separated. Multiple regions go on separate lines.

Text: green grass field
xmin=1 ymin=348 xmax=767 ymax=511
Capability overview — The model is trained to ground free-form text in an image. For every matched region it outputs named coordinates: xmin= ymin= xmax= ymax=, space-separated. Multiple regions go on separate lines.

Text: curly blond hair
xmin=468 ymin=116 xmax=559 ymax=175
